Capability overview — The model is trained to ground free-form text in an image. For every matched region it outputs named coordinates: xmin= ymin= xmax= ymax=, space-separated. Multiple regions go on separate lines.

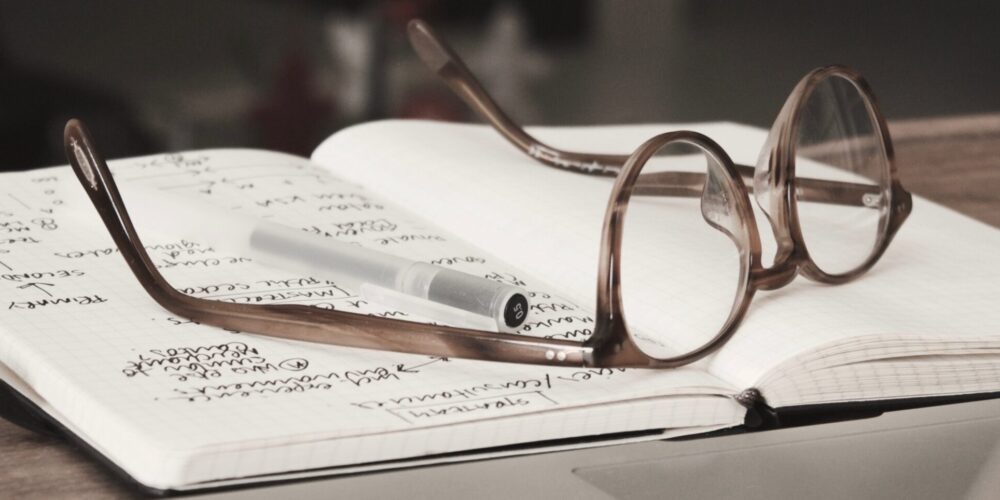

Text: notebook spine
xmin=0 ymin=380 xmax=60 ymax=437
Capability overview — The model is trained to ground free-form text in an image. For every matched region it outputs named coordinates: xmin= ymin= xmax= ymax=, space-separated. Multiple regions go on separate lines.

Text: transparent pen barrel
xmin=249 ymin=222 xmax=528 ymax=330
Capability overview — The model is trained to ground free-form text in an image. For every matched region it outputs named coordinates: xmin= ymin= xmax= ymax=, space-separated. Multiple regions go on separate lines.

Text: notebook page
xmin=761 ymin=352 xmax=1000 ymax=407
xmin=313 ymin=120 xmax=1000 ymax=394
xmin=0 ymin=356 xmax=733 ymax=492
xmin=0 ymin=150 xmax=741 ymax=488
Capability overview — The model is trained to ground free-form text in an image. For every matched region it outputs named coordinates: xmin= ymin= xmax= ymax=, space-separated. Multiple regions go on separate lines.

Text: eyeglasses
xmin=406 ymin=20 xmax=912 ymax=363
xmin=62 ymin=21 xmax=911 ymax=370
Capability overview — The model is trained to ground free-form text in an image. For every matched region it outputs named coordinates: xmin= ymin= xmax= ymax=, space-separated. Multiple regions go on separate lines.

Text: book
xmin=1 ymin=120 xmax=998 ymax=493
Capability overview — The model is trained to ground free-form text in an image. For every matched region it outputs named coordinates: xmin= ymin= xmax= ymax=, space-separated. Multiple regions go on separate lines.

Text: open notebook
xmin=1 ymin=120 xmax=998 ymax=492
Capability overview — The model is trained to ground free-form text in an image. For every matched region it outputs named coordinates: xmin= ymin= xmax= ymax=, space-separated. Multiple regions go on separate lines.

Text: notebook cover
xmin=764 ymin=391 xmax=1000 ymax=429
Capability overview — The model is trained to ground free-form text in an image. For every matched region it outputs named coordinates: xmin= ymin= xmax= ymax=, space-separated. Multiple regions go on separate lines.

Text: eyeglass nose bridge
xmin=750 ymin=264 xmax=798 ymax=291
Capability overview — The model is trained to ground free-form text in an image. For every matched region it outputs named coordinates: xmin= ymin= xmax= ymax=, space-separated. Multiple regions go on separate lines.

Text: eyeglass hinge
xmin=735 ymin=388 xmax=776 ymax=429
xmin=734 ymin=387 xmax=763 ymax=409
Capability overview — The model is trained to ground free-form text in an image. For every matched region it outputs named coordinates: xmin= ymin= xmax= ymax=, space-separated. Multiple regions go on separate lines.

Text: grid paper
xmin=315 ymin=120 xmax=1000 ymax=407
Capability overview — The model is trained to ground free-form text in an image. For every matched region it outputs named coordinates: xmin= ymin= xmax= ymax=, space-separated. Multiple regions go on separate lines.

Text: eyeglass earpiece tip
xmin=406 ymin=18 xmax=426 ymax=33
xmin=406 ymin=18 xmax=453 ymax=73
xmin=63 ymin=119 xmax=99 ymax=191
xmin=64 ymin=118 xmax=81 ymax=140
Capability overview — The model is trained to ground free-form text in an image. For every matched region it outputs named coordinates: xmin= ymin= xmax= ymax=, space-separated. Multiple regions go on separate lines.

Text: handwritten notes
xmin=0 ymin=149 xmax=741 ymax=487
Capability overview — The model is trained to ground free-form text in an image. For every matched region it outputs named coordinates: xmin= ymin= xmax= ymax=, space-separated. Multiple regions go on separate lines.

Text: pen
xmin=119 ymin=184 xmax=529 ymax=332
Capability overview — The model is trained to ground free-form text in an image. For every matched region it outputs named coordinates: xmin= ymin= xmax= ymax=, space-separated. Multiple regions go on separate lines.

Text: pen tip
xmin=503 ymin=293 xmax=529 ymax=328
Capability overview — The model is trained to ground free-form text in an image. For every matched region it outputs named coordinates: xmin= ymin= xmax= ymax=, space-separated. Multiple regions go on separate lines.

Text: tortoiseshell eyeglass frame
xmin=405 ymin=19 xmax=913 ymax=364
xmin=61 ymin=19 xmax=911 ymax=370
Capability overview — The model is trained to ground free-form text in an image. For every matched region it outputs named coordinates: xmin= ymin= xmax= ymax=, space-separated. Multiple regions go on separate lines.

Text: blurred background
xmin=1 ymin=0 xmax=999 ymax=170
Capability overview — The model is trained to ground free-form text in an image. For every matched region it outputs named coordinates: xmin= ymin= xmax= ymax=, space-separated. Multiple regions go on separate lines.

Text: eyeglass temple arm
xmin=62 ymin=119 xmax=595 ymax=367
xmin=408 ymin=19 xmax=628 ymax=176
xmin=408 ymin=19 xmax=880 ymax=209
xmin=634 ymin=165 xmax=883 ymax=208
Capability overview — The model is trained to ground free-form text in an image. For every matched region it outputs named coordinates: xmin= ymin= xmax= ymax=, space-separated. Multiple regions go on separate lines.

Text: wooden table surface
xmin=1 ymin=114 xmax=999 ymax=499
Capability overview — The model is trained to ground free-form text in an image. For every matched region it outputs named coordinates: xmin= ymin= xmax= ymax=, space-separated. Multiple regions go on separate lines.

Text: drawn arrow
xmin=7 ymin=194 xmax=29 ymax=210
xmin=396 ymin=356 xmax=449 ymax=374
xmin=17 ymin=282 xmax=55 ymax=297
